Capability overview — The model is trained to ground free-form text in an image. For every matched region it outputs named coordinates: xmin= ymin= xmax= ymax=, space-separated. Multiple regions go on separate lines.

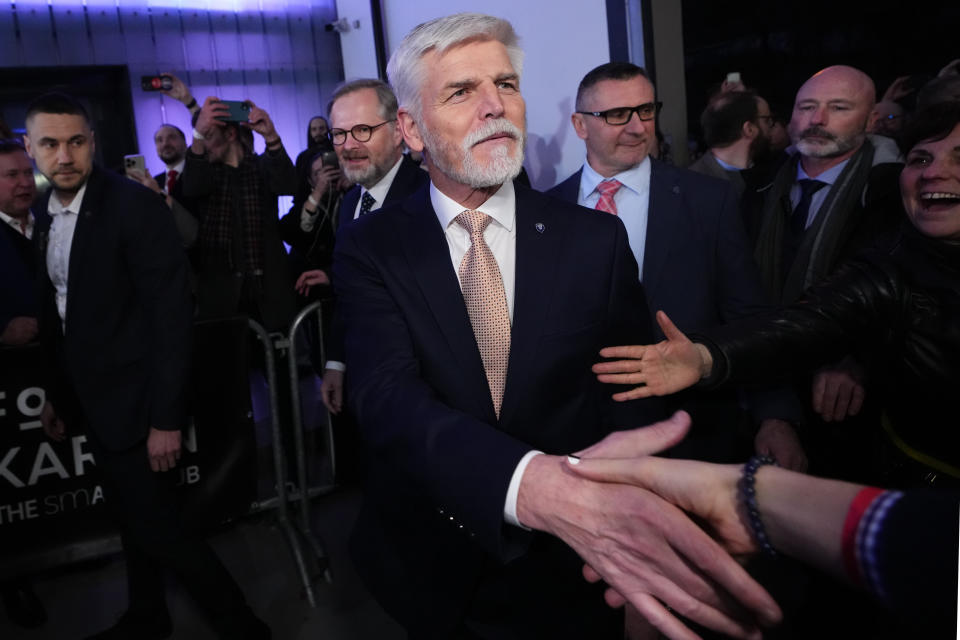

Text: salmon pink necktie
xmin=455 ymin=210 xmax=511 ymax=417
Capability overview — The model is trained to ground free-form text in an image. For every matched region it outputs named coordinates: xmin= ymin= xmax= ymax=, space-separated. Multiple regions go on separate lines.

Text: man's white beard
xmin=794 ymin=126 xmax=863 ymax=159
xmin=422 ymin=118 xmax=525 ymax=189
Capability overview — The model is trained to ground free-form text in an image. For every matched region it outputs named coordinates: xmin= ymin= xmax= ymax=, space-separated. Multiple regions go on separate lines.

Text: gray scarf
xmin=754 ymin=139 xmax=876 ymax=303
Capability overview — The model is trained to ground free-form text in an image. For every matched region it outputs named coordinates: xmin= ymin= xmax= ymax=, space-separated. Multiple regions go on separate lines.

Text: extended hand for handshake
xmin=517 ymin=411 xmax=782 ymax=640
xmin=520 ymin=311 xmax=787 ymax=639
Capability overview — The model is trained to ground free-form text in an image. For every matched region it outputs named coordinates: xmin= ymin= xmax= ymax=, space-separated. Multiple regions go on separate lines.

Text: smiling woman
xmin=900 ymin=116 xmax=960 ymax=241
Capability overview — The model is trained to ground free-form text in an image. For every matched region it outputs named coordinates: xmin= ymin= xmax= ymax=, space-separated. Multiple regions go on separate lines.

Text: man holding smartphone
xmin=180 ymin=97 xmax=297 ymax=330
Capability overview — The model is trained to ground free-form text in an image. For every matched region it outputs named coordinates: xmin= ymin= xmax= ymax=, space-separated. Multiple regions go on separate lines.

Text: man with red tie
xmin=549 ymin=62 xmax=806 ymax=470
xmin=125 ymin=123 xmax=197 ymax=249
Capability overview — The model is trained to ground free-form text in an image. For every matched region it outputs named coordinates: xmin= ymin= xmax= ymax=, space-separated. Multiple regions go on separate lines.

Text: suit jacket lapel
xmin=398 ymin=187 xmax=495 ymax=421
xmin=498 ymin=185 xmax=562 ymax=426
xmin=642 ymin=161 xmax=679 ymax=297
xmin=63 ymin=167 xmax=102 ymax=329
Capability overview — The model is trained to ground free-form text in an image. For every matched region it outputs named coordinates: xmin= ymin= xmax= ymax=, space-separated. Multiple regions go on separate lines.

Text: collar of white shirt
xmin=580 ymin=155 xmax=651 ymax=201
xmin=796 ymin=156 xmax=849 ymax=186
xmin=359 ymin=154 xmax=406 ymax=215
xmin=47 ymin=182 xmax=88 ymax=216
xmin=164 ymin=159 xmax=186 ymax=177
xmin=0 ymin=210 xmax=34 ymax=239
xmin=430 ymin=179 xmax=516 ymax=232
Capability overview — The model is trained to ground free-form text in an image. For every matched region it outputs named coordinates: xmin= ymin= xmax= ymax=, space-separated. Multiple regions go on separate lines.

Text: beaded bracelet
xmin=738 ymin=455 xmax=778 ymax=556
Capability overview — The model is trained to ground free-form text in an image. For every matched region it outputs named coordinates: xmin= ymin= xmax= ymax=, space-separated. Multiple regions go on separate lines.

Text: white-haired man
xmin=333 ymin=12 xmax=780 ymax=639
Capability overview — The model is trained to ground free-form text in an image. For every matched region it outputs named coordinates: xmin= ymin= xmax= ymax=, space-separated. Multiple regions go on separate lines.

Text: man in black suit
xmin=319 ymin=78 xmax=428 ymax=415
xmin=25 ymin=93 xmax=268 ymax=640
xmin=550 ymin=62 xmax=805 ymax=469
xmin=0 ymin=139 xmax=49 ymax=630
xmin=334 ymin=14 xmax=779 ymax=639
xmin=0 ymin=140 xmax=41 ymax=347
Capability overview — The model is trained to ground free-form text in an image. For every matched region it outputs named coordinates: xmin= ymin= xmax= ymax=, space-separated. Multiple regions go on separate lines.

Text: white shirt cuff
xmin=503 ymin=450 xmax=543 ymax=529
xmin=325 ymin=361 xmax=346 ymax=372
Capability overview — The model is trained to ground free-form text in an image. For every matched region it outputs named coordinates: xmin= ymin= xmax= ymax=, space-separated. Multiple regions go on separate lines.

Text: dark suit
xmin=36 ymin=166 xmax=255 ymax=635
xmin=326 ymin=153 xmax=429 ymax=363
xmin=550 ymin=162 xmax=802 ymax=457
xmin=153 ymin=167 xmax=198 ymax=249
xmin=337 ymin=153 xmax=428 ymax=229
xmin=0 ymin=217 xmax=43 ymax=332
xmin=334 ymin=181 xmax=662 ymax=638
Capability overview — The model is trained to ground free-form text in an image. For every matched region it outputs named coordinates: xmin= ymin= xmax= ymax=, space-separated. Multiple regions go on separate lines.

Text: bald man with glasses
xmin=550 ymin=61 xmax=806 ymax=470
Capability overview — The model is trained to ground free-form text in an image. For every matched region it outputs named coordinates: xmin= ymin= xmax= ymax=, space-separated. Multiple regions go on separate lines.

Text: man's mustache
xmin=465 ymin=119 xmax=523 ymax=148
xmin=800 ymin=126 xmax=836 ymax=141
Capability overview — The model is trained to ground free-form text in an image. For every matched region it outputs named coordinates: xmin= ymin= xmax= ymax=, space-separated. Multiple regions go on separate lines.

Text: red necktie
xmin=166 ymin=169 xmax=178 ymax=194
xmin=594 ymin=179 xmax=622 ymax=215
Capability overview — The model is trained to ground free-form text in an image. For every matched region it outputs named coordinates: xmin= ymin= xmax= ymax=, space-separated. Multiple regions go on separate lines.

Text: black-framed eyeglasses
xmin=329 ymin=119 xmax=396 ymax=145
xmin=756 ymin=114 xmax=775 ymax=125
xmin=577 ymin=102 xmax=663 ymax=125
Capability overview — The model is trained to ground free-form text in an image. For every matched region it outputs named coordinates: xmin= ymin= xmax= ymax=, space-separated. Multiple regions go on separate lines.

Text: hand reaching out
xmin=593 ymin=311 xmax=712 ymax=401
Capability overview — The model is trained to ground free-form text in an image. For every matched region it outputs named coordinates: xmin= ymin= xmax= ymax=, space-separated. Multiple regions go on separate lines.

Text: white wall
xmin=379 ymin=1 xmax=611 ymax=190
xmin=334 ymin=0 xmax=380 ymax=80
xmin=2 ymin=0 xmax=343 ymax=183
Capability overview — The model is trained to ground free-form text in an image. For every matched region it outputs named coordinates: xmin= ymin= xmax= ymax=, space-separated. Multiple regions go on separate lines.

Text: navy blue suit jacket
xmin=0 ymin=211 xmax=46 ymax=332
xmin=549 ymin=161 xmax=774 ymax=334
xmin=326 ymin=154 xmax=429 ymax=363
xmin=549 ymin=161 xmax=802 ymax=429
xmin=37 ymin=166 xmax=193 ymax=450
xmin=333 ymin=181 xmax=662 ymax=634
xmin=337 ymin=153 xmax=428 ymax=229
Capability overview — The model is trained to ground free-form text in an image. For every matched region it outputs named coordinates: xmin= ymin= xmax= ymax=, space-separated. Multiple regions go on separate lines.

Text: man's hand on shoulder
xmin=147 ymin=427 xmax=182 ymax=472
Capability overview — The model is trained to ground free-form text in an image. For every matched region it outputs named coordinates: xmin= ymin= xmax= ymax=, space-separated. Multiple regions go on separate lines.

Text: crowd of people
xmin=1 ymin=10 xmax=957 ymax=640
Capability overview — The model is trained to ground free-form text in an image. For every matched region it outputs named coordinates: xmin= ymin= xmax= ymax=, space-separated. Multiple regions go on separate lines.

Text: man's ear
xmin=397 ymin=108 xmax=424 ymax=153
xmin=572 ymin=112 xmax=589 ymax=141
xmin=742 ymin=121 xmax=758 ymax=140
xmin=22 ymin=133 xmax=33 ymax=159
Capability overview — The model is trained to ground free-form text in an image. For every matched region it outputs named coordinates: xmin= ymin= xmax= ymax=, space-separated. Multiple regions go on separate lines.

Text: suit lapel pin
xmin=535 ymin=222 xmax=545 ymax=233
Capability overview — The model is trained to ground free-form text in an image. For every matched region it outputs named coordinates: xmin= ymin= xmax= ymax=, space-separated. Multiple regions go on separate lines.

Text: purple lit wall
xmin=1 ymin=0 xmax=343 ymax=212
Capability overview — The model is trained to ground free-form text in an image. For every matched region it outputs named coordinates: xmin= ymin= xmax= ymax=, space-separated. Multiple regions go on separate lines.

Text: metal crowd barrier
xmin=246 ymin=299 xmax=336 ymax=607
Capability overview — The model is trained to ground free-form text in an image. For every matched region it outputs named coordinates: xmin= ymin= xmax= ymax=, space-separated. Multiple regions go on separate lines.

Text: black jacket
xmin=698 ymin=227 xmax=960 ymax=481
xmin=37 ymin=166 xmax=192 ymax=449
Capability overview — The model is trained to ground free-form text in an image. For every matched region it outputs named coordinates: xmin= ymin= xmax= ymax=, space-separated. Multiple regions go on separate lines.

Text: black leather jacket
xmin=698 ymin=227 xmax=960 ymax=481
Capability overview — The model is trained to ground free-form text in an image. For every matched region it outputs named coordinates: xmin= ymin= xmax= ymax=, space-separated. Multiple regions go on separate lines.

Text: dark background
xmin=682 ymin=0 xmax=958 ymax=142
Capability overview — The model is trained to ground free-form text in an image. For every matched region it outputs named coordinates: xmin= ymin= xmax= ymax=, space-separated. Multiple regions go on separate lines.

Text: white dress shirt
xmin=162 ymin=159 xmax=186 ymax=193
xmin=577 ymin=157 xmax=651 ymax=278
xmin=0 ymin=210 xmax=34 ymax=239
xmin=429 ymin=179 xmax=540 ymax=529
xmin=46 ymin=183 xmax=88 ymax=328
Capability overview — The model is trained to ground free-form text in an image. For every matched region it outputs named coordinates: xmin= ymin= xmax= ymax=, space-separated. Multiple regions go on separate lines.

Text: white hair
xmin=387 ymin=13 xmax=524 ymax=122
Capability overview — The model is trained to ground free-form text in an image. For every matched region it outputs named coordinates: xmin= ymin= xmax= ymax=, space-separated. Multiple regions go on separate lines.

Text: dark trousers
xmin=87 ymin=432 xmax=253 ymax=635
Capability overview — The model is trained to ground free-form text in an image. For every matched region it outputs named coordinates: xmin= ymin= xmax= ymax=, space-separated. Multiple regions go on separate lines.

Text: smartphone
xmin=216 ymin=100 xmax=251 ymax=122
xmin=141 ymin=75 xmax=173 ymax=92
xmin=321 ymin=150 xmax=339 ymax=169
xmin=726 ymin=71 xmax=742 ymax=84
xmin=123 ymin=154 xmax=146 ymax=174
